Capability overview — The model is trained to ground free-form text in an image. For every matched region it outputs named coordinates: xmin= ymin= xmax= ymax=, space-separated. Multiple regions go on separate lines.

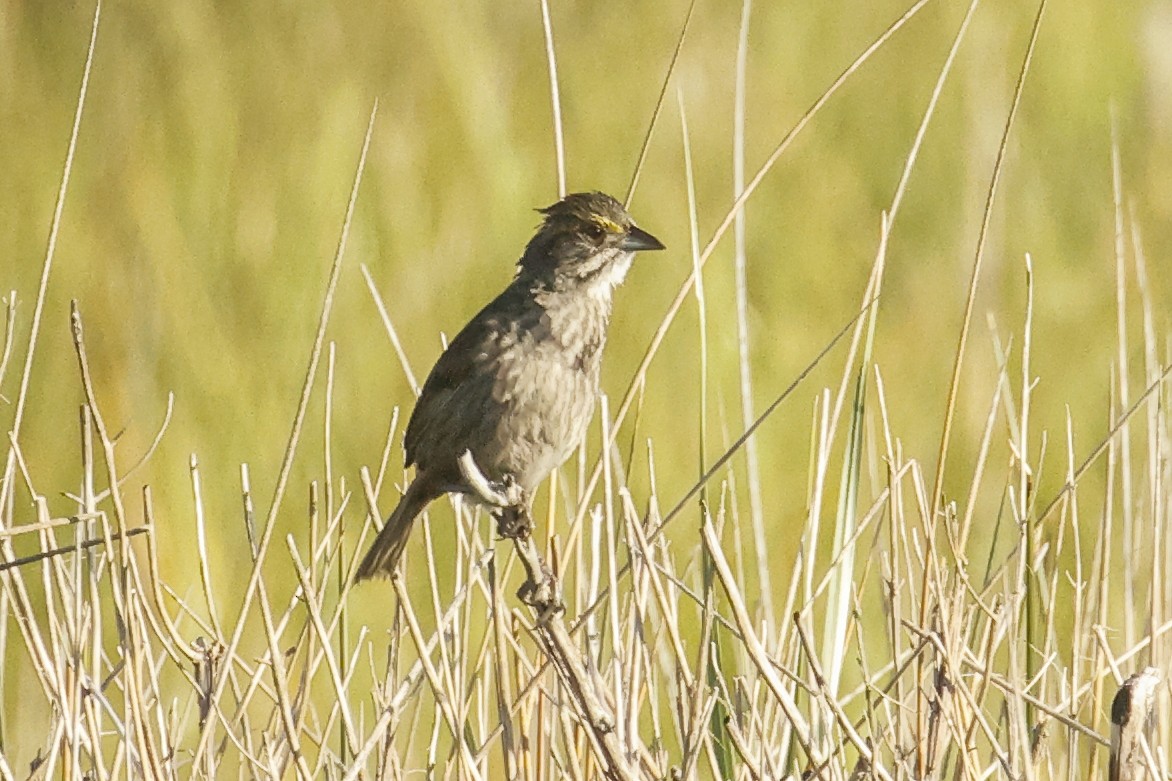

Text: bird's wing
xmin=403 ymin=288 xmax=536 ymax=467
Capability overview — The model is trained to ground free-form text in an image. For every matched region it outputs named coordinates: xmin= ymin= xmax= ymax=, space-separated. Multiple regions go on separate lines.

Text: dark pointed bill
xmin=620 ymin=225 xmax=666 ymax=252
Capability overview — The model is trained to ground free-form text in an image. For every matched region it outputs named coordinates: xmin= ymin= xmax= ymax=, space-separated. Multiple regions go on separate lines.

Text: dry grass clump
xmin=2 ymin=2 xmax=1169 ymax=779
xmin=3 ymin=227 xmax=1169 ymax=779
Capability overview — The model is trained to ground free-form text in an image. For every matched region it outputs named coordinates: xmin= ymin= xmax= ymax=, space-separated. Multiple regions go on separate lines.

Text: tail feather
xmin=355 ymin=478 xmax=438 ymax=581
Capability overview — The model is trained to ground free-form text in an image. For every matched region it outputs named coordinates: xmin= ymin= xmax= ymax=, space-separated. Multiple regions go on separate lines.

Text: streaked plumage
xmin=356 ymin=191 xmax=664 ymax=580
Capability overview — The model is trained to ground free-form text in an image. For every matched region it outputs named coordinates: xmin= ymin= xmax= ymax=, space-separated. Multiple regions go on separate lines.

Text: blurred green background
xmin=2 ymin=0 xmax=1170 ymax=760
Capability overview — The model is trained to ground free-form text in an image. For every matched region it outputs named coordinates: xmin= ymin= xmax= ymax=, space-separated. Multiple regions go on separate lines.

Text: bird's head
xmin=517 ymin=191 xmax=664 ymax=292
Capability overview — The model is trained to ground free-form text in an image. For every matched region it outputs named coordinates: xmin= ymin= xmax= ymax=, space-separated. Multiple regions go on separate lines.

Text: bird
xmin=355 ymin=191 xmax=665 ymax=581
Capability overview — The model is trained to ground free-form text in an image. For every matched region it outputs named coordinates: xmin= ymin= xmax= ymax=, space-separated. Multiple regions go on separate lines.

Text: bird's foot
xmin=495 ymin=505 xmax=533 ymax=540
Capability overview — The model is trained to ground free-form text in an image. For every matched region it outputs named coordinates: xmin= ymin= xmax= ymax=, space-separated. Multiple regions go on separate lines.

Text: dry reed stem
xmin=456 ymin=450 xmax=641 ymax=781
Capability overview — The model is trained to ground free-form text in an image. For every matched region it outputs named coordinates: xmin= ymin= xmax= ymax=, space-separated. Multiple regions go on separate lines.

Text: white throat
xmin=588 ymin=252 xmax=634 ymax=300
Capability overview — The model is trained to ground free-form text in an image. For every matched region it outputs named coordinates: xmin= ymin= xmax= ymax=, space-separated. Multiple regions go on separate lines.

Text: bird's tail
xmin=354 ymin=478 xmax=438 ymax=581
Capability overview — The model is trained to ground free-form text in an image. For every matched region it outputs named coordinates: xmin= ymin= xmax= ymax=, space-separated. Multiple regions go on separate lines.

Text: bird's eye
xmin=584 ymin=223 xmax=606 ymax=243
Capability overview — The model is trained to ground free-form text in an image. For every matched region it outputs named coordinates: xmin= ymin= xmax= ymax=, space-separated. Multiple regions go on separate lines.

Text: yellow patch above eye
xmin=592 ymin=217 xmax=622 ymax=234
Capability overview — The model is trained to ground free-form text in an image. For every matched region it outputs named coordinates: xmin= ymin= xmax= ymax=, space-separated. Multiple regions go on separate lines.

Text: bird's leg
xmin=492 ymin=472 xmax=526 ymax=508
xmin=456 ymin=451 xmax=532 ymax=538
xmin=457 ymin=451 xmax=524 ymax=506
xmin=493 ymin=475 xmax=533 ymax=539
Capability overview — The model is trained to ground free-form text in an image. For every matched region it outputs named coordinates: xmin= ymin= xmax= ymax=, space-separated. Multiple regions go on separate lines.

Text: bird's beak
xmin=620 ymin=226 xmax=666 ymax=252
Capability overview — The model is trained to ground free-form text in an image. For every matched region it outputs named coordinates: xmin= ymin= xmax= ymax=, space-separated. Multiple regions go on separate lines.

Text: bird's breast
xmin=475 ymin=297 xmax=611 ymax=490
